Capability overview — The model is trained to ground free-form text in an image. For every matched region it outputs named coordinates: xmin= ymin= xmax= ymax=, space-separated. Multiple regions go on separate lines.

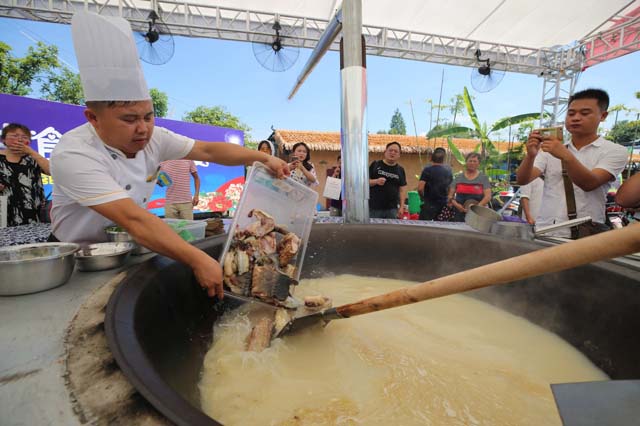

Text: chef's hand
xmin=375 ymin=177 xmax=386 ymax=186
xmin=263 ymin=156 xmax=290 ymax=178
xmin=191 ymin=254 xmax=224 ymax=299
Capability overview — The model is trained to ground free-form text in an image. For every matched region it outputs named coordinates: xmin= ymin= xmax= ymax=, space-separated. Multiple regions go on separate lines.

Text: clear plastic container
xmin=219 ymin=162 xmax=318 ymax=285
xmin=163 ymin=218 xmax=207 ymax=242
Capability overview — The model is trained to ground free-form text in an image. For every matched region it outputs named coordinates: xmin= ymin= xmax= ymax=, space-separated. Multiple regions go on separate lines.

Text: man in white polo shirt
xmin=50 ymin=11 xmax=288 ymax=299
xmin=516 ymin=88 xmax=628 ymax=237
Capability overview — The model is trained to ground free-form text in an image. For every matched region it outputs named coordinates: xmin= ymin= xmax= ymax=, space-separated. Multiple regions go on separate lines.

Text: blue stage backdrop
xmin=0 ymin=93 xmax=245 ymax=215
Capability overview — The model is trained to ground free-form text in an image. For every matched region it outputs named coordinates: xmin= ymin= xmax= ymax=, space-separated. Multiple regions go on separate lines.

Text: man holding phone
xmin=516 ymin=88 xmax=627 ymax=237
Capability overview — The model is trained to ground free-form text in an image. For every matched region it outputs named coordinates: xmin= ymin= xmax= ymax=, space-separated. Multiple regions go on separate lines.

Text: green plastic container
xmin=408 ymin=191 xmax=422 ymax=214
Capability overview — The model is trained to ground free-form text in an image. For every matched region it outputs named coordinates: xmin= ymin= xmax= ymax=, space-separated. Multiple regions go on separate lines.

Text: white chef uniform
xmin=50 ymin=124 xmax=194 ymax=243
xmin=50 ymin=11 xmax=195 ymax=243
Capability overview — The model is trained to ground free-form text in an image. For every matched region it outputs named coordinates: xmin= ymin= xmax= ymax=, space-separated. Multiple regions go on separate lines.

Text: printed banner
xmin=0 ymin=93 xmax=245 ymax=214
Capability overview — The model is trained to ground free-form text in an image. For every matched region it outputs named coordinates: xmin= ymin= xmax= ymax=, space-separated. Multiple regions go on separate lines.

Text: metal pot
xmin=105 ymin=225 xmax=640 ymax=426
xmin=105 ymin=228 xmax=152 ymax=255
xmin=0 ymin=242 xmax=79 ymax=296
xmin=75 ymin=242 xmax=134 ymax=272
xmin=490 ymin=217 xmax=594 ymax=241
xmin=465 ymin=204 xmax=502 ymax=233
xmin=490 ymin=221 xmax=536 ymax=240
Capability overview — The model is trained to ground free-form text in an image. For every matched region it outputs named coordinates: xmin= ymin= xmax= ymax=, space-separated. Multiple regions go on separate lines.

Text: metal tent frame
xmin=1 ymin=0 xmax=639 ymax=123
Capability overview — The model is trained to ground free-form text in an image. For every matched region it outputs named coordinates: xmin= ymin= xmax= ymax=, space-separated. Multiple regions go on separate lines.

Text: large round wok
xmin=105 ymin=224 xmax=640 ymax=426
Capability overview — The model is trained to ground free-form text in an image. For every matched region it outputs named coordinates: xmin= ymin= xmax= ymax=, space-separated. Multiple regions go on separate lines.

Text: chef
xmin=49 ymin=11 xmax=289 ymax=299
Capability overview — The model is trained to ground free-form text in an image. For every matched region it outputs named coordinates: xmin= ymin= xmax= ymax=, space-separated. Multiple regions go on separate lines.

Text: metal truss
xmin=539 ymin=8 xmax=640 ymax=125
xmin=0 ymin=0 xmax=581 ymax=76
xmin=540 ymin=68 xmax=579 ymax=127
xmin=2 ymin=0 xmax=637 ymax=125
xmin=580 ymin=12 xmax=640 ymax=69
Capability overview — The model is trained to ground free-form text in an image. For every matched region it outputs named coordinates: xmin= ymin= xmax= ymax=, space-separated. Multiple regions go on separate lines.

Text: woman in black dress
xmin=0 ymin=123 xmax=50 ymax=226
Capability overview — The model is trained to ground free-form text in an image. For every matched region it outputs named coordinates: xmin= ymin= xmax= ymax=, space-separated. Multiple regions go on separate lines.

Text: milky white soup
xmin=200 ymin=275 xmax=607 ymax=426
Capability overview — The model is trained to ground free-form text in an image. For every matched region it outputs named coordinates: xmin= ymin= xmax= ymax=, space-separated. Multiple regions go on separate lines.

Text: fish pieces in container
xmin=219 ymin=162 xmax=318 ymax=308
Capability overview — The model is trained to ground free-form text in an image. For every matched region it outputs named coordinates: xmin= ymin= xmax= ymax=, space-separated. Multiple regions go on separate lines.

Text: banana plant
xmin=428 ymin=86 xmax=541 ymax=177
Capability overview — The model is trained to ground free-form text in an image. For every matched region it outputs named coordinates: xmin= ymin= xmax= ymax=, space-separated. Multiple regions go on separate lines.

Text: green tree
xmin=605 ymin=120 xmax=640 ymax=145
xmin=376 ymin=129 xmax=389 ymax=134
xmin=0 ymin=41 xmax=59 ymax=96
xmin=609 ymin=104 xmax=631 ymax=126
xmin=150 ymin=88 xmax=169 ymax=118
xmin=448 ymin=93 xmax=465 ymax=126
xmin=389 ymin=108 xmax=407 ymax=135
xmin=244 ymin=140 xmax=259 ymax=150
xmin=40 ymin=66 xmax=84 ymax=105
xmin=425 ymin=98 xmax=450 ymax=131
xmin=428 ymin=86 xmax=540 ymax=188
xmin=515 ymin=122 xmax=535 ymax=142
xmin=429 ymin=122 xmax=469 ymax=138
xmin=183 ymin=105 xmax=252 ymax=140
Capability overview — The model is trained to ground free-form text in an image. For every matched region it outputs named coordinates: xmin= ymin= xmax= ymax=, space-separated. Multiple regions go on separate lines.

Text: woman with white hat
xmin=49 ymin=12 xmax=289 ymax=299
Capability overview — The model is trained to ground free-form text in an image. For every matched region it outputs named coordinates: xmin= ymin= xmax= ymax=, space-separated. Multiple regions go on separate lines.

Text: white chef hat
xmin=71 ymin=11 xmax=150 ymax=102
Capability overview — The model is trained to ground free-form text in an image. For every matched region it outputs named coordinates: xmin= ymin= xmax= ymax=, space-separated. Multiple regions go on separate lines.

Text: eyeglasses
xmin=4 ymin=134 xmax=30 ymax=141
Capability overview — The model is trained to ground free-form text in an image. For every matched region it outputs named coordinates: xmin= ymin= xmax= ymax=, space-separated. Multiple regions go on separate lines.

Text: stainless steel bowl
xmin=75 ymin=242 xmax=134 ymax=272
xmin=465 ymin=205 xmax=502 ymax=233
xmin=105 ymin=229 xmax=153 ymax=255
xmin=490 ymin=221 xmax=535 ymax=240
xmin=105 ymin=228 xmax=132 ymax=243
xmin=0 ymin=243 xmax=79 ymax=296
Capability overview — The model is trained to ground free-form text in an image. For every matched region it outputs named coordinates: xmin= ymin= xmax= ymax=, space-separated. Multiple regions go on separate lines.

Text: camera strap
xmin=561 ymin=160 xmax=580 ymax=239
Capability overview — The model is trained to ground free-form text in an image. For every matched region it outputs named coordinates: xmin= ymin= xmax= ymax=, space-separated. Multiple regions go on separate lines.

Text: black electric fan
xmin=135 ymin=11 xmax=175 ymax=65
xmin=252 ymin=20 xmax=300 ymax=72
xmin=470 ymin=49 xmax=506 ymax=93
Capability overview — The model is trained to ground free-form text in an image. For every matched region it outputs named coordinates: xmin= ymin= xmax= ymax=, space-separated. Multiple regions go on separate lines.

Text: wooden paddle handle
xmin=336 ymin=223 xmax=640 ymax=318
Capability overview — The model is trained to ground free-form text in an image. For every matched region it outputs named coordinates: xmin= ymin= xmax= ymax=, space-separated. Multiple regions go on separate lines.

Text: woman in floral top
xmin=287 ymin=142 xmax=318 ymax=188
xmin=0 ymin=123 xmax=50 ymax=226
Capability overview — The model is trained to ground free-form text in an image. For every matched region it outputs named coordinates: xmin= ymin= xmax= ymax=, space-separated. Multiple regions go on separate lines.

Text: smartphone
xmin=289 ymin=155 xmax=299 ymax=162
xmin=537 ymin=127 xmax=563 ymax=141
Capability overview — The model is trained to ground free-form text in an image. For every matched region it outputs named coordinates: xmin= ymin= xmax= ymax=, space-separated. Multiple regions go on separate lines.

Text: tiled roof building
xmin=273 ymin=129 xmax=519 ymax=154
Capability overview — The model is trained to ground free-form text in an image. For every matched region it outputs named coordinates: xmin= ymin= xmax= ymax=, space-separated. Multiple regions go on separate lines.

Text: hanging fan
xmin=470 ymin=49 xmax=506 ymax=93
xmin=135 ymin=11 xmax=175 ymax=65
xmin=251 ymin=20 xmax=300 ymax=72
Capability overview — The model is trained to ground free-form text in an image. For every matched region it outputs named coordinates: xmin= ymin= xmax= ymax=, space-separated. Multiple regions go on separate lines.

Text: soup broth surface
xmin=200 ymin=275 xmax=607 ymax=426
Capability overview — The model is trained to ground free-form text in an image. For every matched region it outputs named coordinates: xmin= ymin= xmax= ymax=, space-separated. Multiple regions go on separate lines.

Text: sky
xmin=1 ymin=16 xmax=640 ymax=142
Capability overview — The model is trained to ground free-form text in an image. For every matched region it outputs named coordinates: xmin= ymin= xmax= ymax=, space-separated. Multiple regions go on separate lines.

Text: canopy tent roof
xmin=205 ymin=0 xmax=638 ymax=50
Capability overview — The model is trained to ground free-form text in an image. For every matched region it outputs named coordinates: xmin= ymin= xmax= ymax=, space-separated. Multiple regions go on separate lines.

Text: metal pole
xmin=340 ymin=0 xmax=368 ymax=223
xmin=435 ymin=69 xmax=445 ymax=128
xmin=288 ymin=9 xmax=342 ymax=100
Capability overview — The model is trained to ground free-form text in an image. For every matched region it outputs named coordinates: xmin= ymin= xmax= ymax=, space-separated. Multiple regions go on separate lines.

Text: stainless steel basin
xmin=75 ymin=242 xmax=135 ymax=272
xmin=0 ymin=242 xmax=79 ymax=296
